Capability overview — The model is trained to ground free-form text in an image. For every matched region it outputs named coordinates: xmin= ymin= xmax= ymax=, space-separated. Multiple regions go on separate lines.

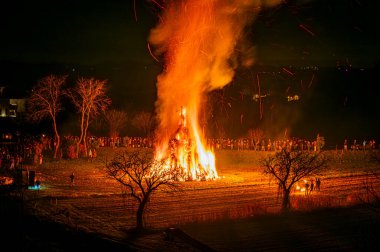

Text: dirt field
xmin=6 ymin=148 xmax=380 ymax=251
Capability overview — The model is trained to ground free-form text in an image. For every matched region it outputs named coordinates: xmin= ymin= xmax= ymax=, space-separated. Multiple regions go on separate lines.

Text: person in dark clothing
xmin=316 ymin=178 xmax=321 ymax=191
xmin=70 ymin=172 xmax=75 ymax=186
xmin=310 ymin=180 xmax=314 ymax=193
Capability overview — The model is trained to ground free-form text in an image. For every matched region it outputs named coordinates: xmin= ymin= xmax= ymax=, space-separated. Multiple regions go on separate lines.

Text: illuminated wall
xmin=0 ymin=98 xmax=25 ymax=117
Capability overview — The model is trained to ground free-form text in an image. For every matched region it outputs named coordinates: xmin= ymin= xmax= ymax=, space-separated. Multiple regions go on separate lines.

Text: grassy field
xmin=3 ymin=148 xmax=380 ymax=251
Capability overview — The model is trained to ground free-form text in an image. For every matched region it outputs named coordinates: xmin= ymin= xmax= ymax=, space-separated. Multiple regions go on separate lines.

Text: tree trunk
xmin=83 ymin=113 xmax=90 ymax=157
xmin=52 ymin=117 xmax=60 ymax=159
xmin=282 ymin=189 xmax=291 ymax=212
xmin=136 ymin=197 xmax=149 ymax=231
xmin=77 ymin=106 xmax=85 ymax=158
xmin=54 ymin=135 xmax=60 ymax=159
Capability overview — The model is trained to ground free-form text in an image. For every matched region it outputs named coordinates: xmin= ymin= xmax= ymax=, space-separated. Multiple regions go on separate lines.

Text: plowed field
xmin=20 ymin=149 xmax=380 ymax=251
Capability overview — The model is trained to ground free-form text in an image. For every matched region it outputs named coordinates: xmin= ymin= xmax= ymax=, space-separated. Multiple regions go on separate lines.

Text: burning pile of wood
xmin=164 ymin=106 xmax=217 ymax=181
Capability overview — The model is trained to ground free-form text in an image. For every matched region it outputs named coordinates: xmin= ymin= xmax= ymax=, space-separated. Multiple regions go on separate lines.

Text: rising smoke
xmin=149 ymin=0 xmax=282 ymax=147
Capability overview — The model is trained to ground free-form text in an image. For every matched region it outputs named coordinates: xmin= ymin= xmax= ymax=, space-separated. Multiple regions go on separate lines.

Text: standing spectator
xmin=35 ymin=178 xmax=41 ymax=189
xmin=316 ymin=178 xmax=321 ymax=191
xmin=344 ymin=139 xmax=348 ymax=151
xmin=92 ymin=148 xmax=97 ymax=159
xmin=9 ymin=157 xmax=15 ymax=170
xmin=310 ymin=180 xmax=314 ymax=193
xmin=352 ymin=139 xmax=357 ymax=150
xmin=39 ymin=154 xmax=43 ymax=165
xmin=70 ymin=172 xmax=75 ymax=186
xmin=88 ymin=148 xmax=93 ymax=162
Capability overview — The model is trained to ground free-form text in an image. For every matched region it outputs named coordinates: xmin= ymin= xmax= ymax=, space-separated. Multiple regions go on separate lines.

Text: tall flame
xmin=149 ymin=0 xmax=282 ymax=180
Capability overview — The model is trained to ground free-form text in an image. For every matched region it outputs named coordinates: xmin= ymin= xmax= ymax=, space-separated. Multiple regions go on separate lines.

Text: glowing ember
xmin=149 ymin=0 xmax=282 ymax=180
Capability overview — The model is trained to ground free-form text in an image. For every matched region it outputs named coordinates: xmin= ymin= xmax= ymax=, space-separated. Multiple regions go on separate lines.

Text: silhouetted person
xmin=316 ymin=178 xmax=321 ymax=191
xmin=310 ymin=180 xmax=314 ymax=193
xmin=35 ymin=179 xmax=41 ymax=189
xmin=70 ymin=172 xmax=75 ymax=186
xmin=305 ymin=182 xmax=309 ymax=195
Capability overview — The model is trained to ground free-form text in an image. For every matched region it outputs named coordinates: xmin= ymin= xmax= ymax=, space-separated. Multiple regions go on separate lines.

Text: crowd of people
xmin=62 ymin=135 xmax=377 ymax=153
xmin=0 ymin=135 xmax=44 ymax=172
xmin=0 ymin=132 xmax=378 ymax=173
xmin=208 ymin=137 xmax=378 ymax=151
xmin=343 ymin=139 xmax=376 ymax=151
xmin=207 ymin=137 xmax=324 ymax=151
xmin=302 ymin=178 xmax=321 ymax=195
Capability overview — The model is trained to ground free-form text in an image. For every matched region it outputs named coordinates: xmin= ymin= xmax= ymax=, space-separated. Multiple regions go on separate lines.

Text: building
xmin=0 ymin=86 xmax=26 ymax=118
xmin=0 ymin=86 xmax=27 ymax=138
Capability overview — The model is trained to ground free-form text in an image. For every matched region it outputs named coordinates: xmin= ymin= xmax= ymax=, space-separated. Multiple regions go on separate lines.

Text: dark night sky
xmin=0 ymin=0 xmax=154 ymax=65
xmin=0 ymin=0 xmax=379 ymax=67
xmin=1 ymin=0 xmax=379 ymax=142
xmin=253 ymin=0 xmax=380 ymax=67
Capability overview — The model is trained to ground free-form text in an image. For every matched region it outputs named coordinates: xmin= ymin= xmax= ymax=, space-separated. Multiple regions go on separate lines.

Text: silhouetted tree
xmin=104 ymin=109 xmax=128 ymax=138
xmin=104 ymin=150 xmax=180 ymax=231
xmin=358 ymin=172 xmax=380 ymax=208
xmin=261 ymin=149 xmax=328 ymax=211
xmin=359 ymin=151 xmax=380 ymax=208
xmin=67 ymin=78 xmax=111 ymax=157
xmin=27 ymin=75 xmax=67 ymax=158
xmin=132 ymin=111 xmax=154 ymax=137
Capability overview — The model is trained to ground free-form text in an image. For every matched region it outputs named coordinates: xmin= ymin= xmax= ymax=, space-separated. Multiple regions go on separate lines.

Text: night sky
xmin=0 ymin=0 xmax=153 ymax=65
xmin=1 ymin=0 xmax=379 ymax=67
xmin=1 ymin=0 xmax=379 ymax=143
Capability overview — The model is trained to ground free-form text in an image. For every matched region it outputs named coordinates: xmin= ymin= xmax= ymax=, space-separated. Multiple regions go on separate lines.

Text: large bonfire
xmin=148 ymin=0 xmax=281 ymax=181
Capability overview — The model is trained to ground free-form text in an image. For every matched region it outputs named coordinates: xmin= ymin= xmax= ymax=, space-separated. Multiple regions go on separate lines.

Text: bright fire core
xmin=156 ymin=106 xmax=218 ymax=181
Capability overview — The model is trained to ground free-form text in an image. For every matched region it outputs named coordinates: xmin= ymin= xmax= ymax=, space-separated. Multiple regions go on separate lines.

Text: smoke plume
xmin=149 ymin=0 xmax=282 ymax=146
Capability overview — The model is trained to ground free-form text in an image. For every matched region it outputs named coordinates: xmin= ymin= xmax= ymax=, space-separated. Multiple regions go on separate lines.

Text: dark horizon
xmin=1 ymin=59 xmax=379 ymax=148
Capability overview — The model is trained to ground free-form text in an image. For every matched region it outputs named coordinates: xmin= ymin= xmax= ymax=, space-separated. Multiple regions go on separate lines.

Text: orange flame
xmin=149 ymin=0 xmax=282 ymax=180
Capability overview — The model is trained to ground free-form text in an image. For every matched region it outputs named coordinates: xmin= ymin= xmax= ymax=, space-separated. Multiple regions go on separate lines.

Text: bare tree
xmin=261 ymin=149 xmax=328 ymax=211
xmin=104 ymin=109 xmax=128 ymax=138
xmin=132 ymin=111 xmax=154 ymax=137
xmin=27 ymin=75 xmax=67 ymax=158
xmin=104 ymin=150 xmax=180 ymax=231
xmin=359 ymin=172 xmax=380 ymax=208
xmin=67 ymin=78 xmax=111 ymax=157
xmin=359 ymin=151 xmax=380 ymax=209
